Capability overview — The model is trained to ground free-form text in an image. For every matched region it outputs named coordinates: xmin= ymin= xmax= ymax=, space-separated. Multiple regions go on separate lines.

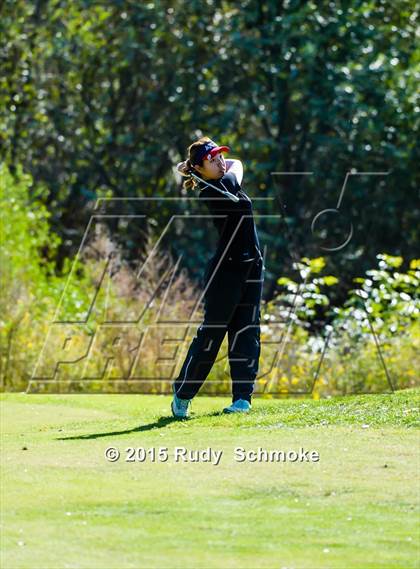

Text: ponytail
xmin=177 ymin=158 xmax=200 ymax=192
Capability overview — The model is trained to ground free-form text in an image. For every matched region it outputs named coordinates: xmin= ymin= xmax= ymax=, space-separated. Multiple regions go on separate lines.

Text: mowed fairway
xmin=1 ymin=389 xmax=419 ymax=569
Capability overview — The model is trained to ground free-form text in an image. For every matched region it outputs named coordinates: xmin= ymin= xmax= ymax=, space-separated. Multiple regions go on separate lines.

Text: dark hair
xmin=181 ymin=136 xmax=213 ymax=191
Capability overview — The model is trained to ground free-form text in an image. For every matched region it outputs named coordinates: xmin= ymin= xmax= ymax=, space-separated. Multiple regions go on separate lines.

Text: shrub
xmin=260 ymin=254 xmax=419 ymax=397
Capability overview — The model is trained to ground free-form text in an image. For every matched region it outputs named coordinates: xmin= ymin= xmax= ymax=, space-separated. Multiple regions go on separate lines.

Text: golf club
xmin=177 ymin=162 xmax=240 ymax=203
xmin=190 ymin=172 xmax=240 ymax=202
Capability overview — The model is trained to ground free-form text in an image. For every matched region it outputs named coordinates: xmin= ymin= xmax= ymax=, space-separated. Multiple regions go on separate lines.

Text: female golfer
xmin=171 ymin=136 xmax=264 ymax=418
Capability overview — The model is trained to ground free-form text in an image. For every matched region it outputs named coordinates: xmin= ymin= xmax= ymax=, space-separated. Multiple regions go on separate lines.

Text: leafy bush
xmin=271 ymin=256 xmax=339 ymax=329
xmin=0 ymin=164 xmax=92 ymax=389
xmin=332 ymin=254 xmax=419 ymax=338
xmin=257 ymin=254 xmax=419 ymax=397
xmin=324 ymin=254 xmax=420 ymax=395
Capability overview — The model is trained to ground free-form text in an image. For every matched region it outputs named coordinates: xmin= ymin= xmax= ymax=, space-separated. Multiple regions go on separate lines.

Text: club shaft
xmin=191 ymin=173 xmax=240 ymax=202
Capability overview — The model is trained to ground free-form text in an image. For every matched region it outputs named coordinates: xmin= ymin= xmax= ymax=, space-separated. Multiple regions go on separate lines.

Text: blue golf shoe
xmin=171 ymin=384 xmax=192 ymax=418
xmin=223 ymin=399 xmax=252 ymax=414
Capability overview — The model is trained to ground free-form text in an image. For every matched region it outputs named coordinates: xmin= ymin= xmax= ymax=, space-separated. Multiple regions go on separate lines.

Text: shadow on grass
xmin=56 ymin=410 xmax=224 ymax=441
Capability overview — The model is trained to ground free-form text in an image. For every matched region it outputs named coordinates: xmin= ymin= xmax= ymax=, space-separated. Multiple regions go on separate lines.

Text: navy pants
xmin=173 ymin=255 xmax=264 ymax=402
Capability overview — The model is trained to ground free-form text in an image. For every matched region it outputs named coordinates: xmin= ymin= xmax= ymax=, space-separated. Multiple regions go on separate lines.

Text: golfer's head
xmin=188 ymin=137 xmax=230 ymax=181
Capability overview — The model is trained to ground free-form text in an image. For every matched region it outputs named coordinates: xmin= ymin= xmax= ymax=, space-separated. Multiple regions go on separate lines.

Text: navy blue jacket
xmin=198 ymin=171 xmax=262 ymax=265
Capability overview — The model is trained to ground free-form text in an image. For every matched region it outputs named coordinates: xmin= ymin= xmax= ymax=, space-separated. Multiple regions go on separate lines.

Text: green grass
xmin=1 ymin=389 xmax=419 ymax=569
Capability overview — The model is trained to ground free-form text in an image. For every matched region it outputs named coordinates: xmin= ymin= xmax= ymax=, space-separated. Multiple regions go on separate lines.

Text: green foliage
xmin=0 ymin=163 xmax=60 ymax=325
xmin=0 ymin=0 xmax=418 ymax=294
xmin=323 ymin=253 xmax=420 ymax=395
xmin=1 ymin=0 xmax=419 ymax=396
xmin=258 ymin=254 xmax=419 ymax=397
xmin=0 ymin=164 xmax=94 ymax=387
xmin=332 ymin=253 xmax=419 ymax=338
xmin=0 ymin=165 xmax=205 ymax=391
xmin=272 ymin=256 xmax=339 ymax=328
